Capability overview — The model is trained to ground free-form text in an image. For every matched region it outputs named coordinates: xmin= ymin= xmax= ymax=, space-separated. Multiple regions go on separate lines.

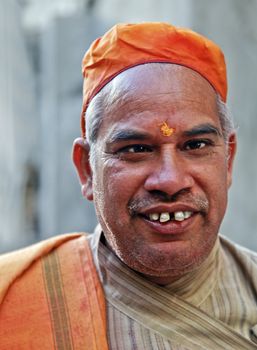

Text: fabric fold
xmin=96 ymin=233 xmax=257 ymax=350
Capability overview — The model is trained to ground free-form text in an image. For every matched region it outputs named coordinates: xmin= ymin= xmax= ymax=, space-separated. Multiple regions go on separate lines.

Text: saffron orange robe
xmin=0 ymin=233 xmax=108 ymax=350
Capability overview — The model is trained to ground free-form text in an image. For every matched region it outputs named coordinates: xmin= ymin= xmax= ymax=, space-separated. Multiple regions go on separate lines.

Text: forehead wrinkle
xmin=107 ymin=94 xmax=163 ymax=117
xmin=104 ymin=83 xmax=180 ymax=117
xmin=106 ymin=89 xmax=216 ymax=118
xmin=104 ymin=77 xmax=216 ymax=119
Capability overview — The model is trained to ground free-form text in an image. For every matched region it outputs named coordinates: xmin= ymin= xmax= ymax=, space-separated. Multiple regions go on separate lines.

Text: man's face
xmin=82 ymin=64 xmax=236 ymax=284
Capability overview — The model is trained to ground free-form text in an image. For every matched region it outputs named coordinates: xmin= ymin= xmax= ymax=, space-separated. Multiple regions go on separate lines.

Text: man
xmin=0 ymin=22 xmax=257 ymax=349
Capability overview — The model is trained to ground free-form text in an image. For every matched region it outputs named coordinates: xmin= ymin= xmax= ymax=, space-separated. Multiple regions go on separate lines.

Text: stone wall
xmin=0 ymin=0 xmax=38 ymax=252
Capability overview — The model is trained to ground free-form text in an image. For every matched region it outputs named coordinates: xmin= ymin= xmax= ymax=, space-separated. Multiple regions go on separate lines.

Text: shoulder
xmin=219 ymin=234 xmax=257 ymax=285
xmin=220 ymin=234 xmax=257 ymax=263
xmin=0 ymin=232 xmax=88 ymax=304
xmin=0 ymin=232 xmax=87 ymax=268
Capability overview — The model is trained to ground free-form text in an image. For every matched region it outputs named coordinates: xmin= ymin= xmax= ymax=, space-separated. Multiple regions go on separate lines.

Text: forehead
xmin=97 ymin=64 xmax=219 ymax=136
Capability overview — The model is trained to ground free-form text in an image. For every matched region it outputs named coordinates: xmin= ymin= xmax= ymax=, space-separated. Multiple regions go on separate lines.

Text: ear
xmin=226 ymin=132 xmax=237 ymax=188
xmin=72 ymin=137 xmax=93 ymax=201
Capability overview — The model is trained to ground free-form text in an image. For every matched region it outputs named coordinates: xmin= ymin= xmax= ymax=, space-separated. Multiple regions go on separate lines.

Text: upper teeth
xmin=174 ymin=211 xmax=185 ymax=221
xmin=150 ymin=213 xmax=159 ymax=221
xmin=149 ymin=211 xmax=192 ymax=222
xmin=160 ymin=212 xmax=170 ymax=223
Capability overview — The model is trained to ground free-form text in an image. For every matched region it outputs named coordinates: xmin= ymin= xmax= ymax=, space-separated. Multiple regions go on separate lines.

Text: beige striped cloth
xmin=89 ymin=226 xmax=257 ymax=349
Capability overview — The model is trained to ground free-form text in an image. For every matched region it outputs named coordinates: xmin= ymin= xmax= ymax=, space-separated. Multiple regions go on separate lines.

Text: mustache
xmin=128 ymin=190 xmax=209 ymax=216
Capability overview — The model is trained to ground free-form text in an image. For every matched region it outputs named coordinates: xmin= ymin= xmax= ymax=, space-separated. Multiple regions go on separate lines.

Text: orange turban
xmin=81 ymin=22 xmax=227 ymax=137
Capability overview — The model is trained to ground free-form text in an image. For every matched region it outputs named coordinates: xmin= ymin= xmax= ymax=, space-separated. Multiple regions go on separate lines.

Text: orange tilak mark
xmin=159 ymin=122 xmax=175 ymax=137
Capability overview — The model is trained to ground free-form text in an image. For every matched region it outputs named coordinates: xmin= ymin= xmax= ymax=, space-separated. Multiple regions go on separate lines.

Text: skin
xmin=73 ymin=64 xmax=236 ymax=285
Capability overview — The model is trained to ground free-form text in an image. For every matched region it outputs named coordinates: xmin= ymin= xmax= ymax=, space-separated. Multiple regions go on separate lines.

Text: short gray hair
xmin=215 ymin=93 xmax=235 ymax=143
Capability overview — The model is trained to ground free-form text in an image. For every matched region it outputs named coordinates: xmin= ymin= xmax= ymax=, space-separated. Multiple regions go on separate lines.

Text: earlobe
xmin=227 ymin=133 xmax=237 ymax=188
xmin=72 ymin=137 xmax=94 ymax=201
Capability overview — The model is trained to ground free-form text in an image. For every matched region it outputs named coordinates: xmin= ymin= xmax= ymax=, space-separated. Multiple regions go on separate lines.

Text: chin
xmin=122 ymin=237 xmax=216 ymax=280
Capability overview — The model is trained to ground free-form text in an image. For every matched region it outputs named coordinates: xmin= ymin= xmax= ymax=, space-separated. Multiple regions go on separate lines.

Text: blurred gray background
xmin=1 ymin=0 xmax=257 ymax=253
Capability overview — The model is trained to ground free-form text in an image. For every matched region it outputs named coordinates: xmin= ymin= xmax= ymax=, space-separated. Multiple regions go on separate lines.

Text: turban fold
xmin=81 ymin=22 xmax=227 ymax=137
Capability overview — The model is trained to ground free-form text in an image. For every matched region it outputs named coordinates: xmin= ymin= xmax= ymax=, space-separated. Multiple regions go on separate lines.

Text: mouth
xmin=137 ymin=207 xmax=200 ymax=235
xmin=144 ymin=210 xmax=193 ymax=223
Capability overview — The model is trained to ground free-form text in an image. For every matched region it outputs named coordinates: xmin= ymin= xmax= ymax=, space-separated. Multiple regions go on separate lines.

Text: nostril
xmin=149 ymin=190 xmax=170 ymax=200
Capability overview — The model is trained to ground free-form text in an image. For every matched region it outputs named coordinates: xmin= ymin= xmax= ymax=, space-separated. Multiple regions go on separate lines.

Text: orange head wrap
xmin=81 ymin=22 xmax=227 ymax=138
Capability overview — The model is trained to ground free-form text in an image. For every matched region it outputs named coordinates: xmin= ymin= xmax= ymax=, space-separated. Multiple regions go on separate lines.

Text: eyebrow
xmin=107 ymin=130 xmax=150 ymax=144
xmin=183 ymin=123 xmax=222 ymax=138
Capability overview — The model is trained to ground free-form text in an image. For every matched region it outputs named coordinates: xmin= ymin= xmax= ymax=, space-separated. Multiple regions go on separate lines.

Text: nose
xmin=144 ymin=148 xmax=194 ymax=196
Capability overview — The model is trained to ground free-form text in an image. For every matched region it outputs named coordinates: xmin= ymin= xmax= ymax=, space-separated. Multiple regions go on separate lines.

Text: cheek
xmin=201 ymin=161 xmax=229 ymax=215
xmin=103 ymin=161 xmax=147 ymax=197
xmin=190 ymin=155 xmax=229 ymax=204
xmin=195 ymin=154 xmax=229 ymax=187
xmin=93 ymin=162 xmax=142 ymax=218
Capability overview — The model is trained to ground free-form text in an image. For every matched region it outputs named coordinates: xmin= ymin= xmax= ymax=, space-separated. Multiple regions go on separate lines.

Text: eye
xmin=184 ymin=139 xmax=213 ymax=151
xmin=119 ymin=144 xmax=153 ymax=153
